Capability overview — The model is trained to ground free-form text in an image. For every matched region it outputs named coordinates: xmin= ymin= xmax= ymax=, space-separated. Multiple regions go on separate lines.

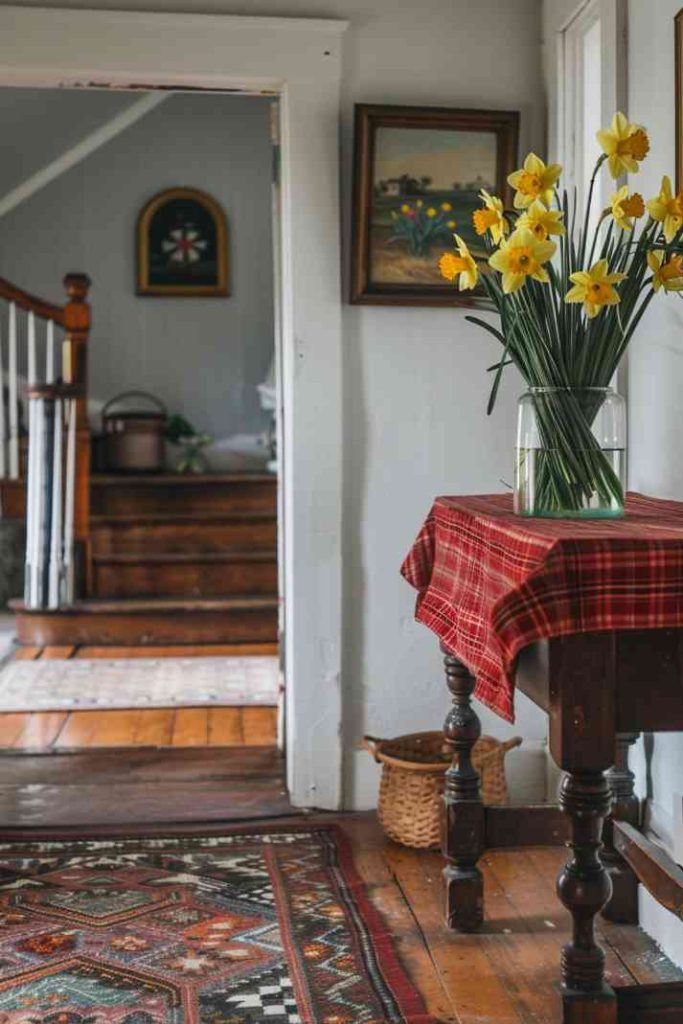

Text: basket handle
xmin=360 ymin=735 xmax=384 ymax=762
xmin=475 ymin=735 xmax=523 ymax=768
xmin=102 ymin=390 xmax=167 ymax=421
xmin=502 ymin=736 xmax=523 ymax=753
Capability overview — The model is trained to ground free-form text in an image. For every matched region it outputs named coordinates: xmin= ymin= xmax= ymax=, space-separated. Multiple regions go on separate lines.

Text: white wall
xmin=0 ymin=0 xmax=550 ymax=807
xmin=544 ymin=0 xmax=683 ymax=969
xmin=625 ymin=0 xmax=683 ymax=968
xmin=0 ymin=90 xmax=274 ymax=441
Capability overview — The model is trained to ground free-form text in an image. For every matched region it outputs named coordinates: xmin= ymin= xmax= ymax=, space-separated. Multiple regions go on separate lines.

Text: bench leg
xmin=558 ymin=770 xmax=617 ymax=1024
xmin=441 ymin=647 xmax=485 ymax=932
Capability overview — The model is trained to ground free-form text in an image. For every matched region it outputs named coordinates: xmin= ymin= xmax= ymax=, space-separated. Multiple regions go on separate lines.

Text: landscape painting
xmin=351 ymin=105 xmax=519 ymax=306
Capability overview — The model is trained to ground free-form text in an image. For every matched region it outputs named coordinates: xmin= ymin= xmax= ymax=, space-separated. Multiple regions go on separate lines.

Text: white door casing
xmin=0 ymin=5 xmax=348 ymax=809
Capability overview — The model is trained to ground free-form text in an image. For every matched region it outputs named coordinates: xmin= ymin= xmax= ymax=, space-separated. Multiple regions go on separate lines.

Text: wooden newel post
xmin=441 ymin=645 xmax=485 ymax=932
xmin=62 ymin=273 xmax=91 ymax=596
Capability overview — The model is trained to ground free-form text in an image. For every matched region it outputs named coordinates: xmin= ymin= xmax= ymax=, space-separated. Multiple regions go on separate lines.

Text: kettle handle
xmin=101 ymin=390 xmax=167 ymax=422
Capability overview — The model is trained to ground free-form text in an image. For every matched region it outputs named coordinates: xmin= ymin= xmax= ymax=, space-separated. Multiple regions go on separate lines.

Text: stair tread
xmin=92 ymin=473 xmax=276 ymax=486
xmin=91 ymin=511 xmax=277 ymax=524
xmin=93 ymin=549 xmax=277 ymax=565
xmin=10 ymin=596 xmax=279 ymax=615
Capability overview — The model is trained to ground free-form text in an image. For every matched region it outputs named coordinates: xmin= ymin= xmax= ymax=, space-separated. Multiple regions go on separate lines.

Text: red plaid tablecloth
xmin=401 ymin=492 xmax=683 ymax=723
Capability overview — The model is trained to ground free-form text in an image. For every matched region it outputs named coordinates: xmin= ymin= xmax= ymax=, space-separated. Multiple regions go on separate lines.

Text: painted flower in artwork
xmin=161 ymin=226 xmax=208 ymax=265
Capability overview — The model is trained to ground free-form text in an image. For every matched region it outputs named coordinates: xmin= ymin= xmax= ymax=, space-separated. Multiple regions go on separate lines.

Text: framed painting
xmin=351 ymin=104 xmax=519 ymax=306
xmin=137 ymin=187 xmax=229 ymax=297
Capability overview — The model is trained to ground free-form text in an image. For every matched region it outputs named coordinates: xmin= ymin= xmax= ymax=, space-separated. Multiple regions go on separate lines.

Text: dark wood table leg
xmin=441 ymin=646 xmax=485 ymax=932
xmin=558 ymin=771 xmax=617 ymax=1023
xmin=602 ymin=732 xmax=640 ymax=923
xmin=548 ymin=634 xmax=618 ymax=1023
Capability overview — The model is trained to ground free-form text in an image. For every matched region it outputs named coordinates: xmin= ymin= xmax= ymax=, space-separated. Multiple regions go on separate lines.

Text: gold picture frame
xmin=137 ymin=187 xmax=229 ymax=297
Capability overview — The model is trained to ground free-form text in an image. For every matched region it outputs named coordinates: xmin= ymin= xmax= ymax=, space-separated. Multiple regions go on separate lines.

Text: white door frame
xmin=0 ymin=5 xmax=348 ymax=809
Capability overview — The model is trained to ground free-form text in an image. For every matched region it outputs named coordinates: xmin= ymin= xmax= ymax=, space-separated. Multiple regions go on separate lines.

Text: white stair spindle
xmin=45 ymin=319 xmax=55 ymax=384
xmin=8 ymin=303 xmax=18 ymax=479
xmin=23 ymin=395 xmax=35 ymax=605
xmin=63 ymin=397 xmax=76 ymax=605
xmin=48 ymin=396 xmax=63 ymax=609
xmin=27 ymin=310 xmax=36 ymax=387
xmin=29 ymin=398 xmax=45 ymax=607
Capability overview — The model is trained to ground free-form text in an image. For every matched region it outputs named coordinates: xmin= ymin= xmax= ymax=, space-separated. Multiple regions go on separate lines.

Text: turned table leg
xmin=558 ymin=771 xmax=617 ymax=1023
xmin=602 ymin=732 xmax=640 ymax=923
xmin=441 ymin=646 xmax=485 ymax=931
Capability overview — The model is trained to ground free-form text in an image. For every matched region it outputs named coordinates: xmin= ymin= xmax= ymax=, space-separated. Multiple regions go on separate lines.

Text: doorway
xmin=0 ymin=84 xmax=289 ymax=824
xmin=0 ymin=7 xmax=346 ymax=816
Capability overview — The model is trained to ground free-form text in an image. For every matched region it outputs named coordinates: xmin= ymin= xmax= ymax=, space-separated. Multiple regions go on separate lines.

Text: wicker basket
xmin=362 ymin=730 xmax=522 ymax=850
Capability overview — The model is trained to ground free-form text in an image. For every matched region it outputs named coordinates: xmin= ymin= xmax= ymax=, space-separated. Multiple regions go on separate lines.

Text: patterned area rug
xmin=0 ymin=657 xmax=280 ymax=712
xmin=0 ymin=826 xmax=435 ymax=1023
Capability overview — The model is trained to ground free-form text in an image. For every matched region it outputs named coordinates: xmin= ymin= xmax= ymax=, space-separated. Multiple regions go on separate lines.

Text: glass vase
xmin=514 ymin=386 xmax=626 ymax=518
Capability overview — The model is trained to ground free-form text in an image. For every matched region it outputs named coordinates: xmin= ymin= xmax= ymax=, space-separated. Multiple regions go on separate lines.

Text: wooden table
xmin=442 ymin=628 xmax=683 ymax=1023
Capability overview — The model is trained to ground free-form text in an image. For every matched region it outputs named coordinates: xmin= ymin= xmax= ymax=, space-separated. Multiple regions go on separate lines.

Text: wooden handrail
xmin=0 ymin=275 xmax=65 ymax=324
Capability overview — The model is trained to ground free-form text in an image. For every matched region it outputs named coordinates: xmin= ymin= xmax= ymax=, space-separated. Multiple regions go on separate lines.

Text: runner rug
xmin=0 ymin=825 xmax=435 ymax=1023
xmin=0 ymin=656 xmax=280 ymax=712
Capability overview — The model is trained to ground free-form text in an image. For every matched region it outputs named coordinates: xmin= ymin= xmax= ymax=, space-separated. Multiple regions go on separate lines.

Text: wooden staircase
xmin=13 ymin=472 xmax=279 ymax=646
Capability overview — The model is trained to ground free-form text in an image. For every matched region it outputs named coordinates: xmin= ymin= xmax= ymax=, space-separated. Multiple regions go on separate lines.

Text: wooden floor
xmin=0 ymin=809 xmax=676 ymax=1022
xmin=0 ymin=706 xmax=277 ymax=750
xmin=0 ymin=641 xmax=278 ymax=752
xmin=342 ymin=816 xmax=683 ymax=1024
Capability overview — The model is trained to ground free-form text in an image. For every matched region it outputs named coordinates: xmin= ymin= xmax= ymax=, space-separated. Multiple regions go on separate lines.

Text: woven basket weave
xmin=362 ymin=730 xmax=522 ymax=850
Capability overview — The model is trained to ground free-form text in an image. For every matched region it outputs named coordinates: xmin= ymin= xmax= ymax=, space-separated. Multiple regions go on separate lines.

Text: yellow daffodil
xmin=438 ymin=234 xmax=479 ymax=291
xmin=426 ymin=207 xmax=437 ymax=218
xmin=597 ymin=112 xmax=650 ymax=179
xmin=647 ymin=176 xmax=683 ymax=242
xmin=517 ymin=199 xmax=566 ymax=241
xmin=507 ymin=153 xmax=562 ymax=209
xmin=400 ymin=203 xmax=411 ymax=214
xmin=446 ymin=219 xmax=456 ymax=229
xmin=608 ymin=187 xmax=645 ymax=231
xmin=441 ymin=202 xmax=452 ymax=212
xmin=472 ymin=189 xmax=509 ymax=244
xmin=488 ymin=226 xmax=556 ymax=293
xmin=647 ymin=250 xmax=683 ymax=292
xmin=416 ymin=199 xmax=424 ymax=209
xmin=565 ymin=259 xmax=627 ymax=318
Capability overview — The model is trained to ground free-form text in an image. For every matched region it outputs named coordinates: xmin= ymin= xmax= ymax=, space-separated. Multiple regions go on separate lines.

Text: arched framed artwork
xmin=137 ymin=187 xmax=229 ymax=297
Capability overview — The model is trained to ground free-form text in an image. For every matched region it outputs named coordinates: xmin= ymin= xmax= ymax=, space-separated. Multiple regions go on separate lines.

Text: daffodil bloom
xmin=426 ymin=207 xmax=437 ymax=218
xmin=488 ymin=227 xmax=556 ymax=293
xmin=565 ymin=260 xmax=627 ymax=318
xmin=517 ymin=200 xmax=566 ymax=241
xmin=597 ymin=112 xmax=650 ymax=179
xmin=647 ymin=250 xmax=683 ymax=292
xmin=507 ymin=154 xmax=562 ymax=209
xmin=438 ymin=234 xmax=479 ymax=291
xmin=400 ymin=203 xmax=411 ymax=214
xmin=416 ymin=199 xmax=424 ymax=209
xmin=647 ymin=176 xmax=683 ymax=242
xmin=441 ymin=202 xmax=452 ymax=212
xmin=608 ymin=187 xmax=645 ymax=231
xmin=446 ymin=219 xmax=456 ymax=229
xmin=472 ymin=189 xmax=508 ymax=244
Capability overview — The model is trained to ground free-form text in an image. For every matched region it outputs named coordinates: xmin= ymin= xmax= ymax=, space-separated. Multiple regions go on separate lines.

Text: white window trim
xmin=0 ymin=5 xmax=349 ymax=810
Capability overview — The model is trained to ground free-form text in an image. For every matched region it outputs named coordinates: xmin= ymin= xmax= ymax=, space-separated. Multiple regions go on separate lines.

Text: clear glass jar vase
xmin=514 ymin=386 xmax=626 ymax=518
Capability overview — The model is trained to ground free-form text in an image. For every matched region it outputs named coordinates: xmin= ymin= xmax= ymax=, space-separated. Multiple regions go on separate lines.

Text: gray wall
xmin=0 ymin=90 xmax=275 ymax=440
xmin=0 ymin=0 xmax=548 ymax=809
